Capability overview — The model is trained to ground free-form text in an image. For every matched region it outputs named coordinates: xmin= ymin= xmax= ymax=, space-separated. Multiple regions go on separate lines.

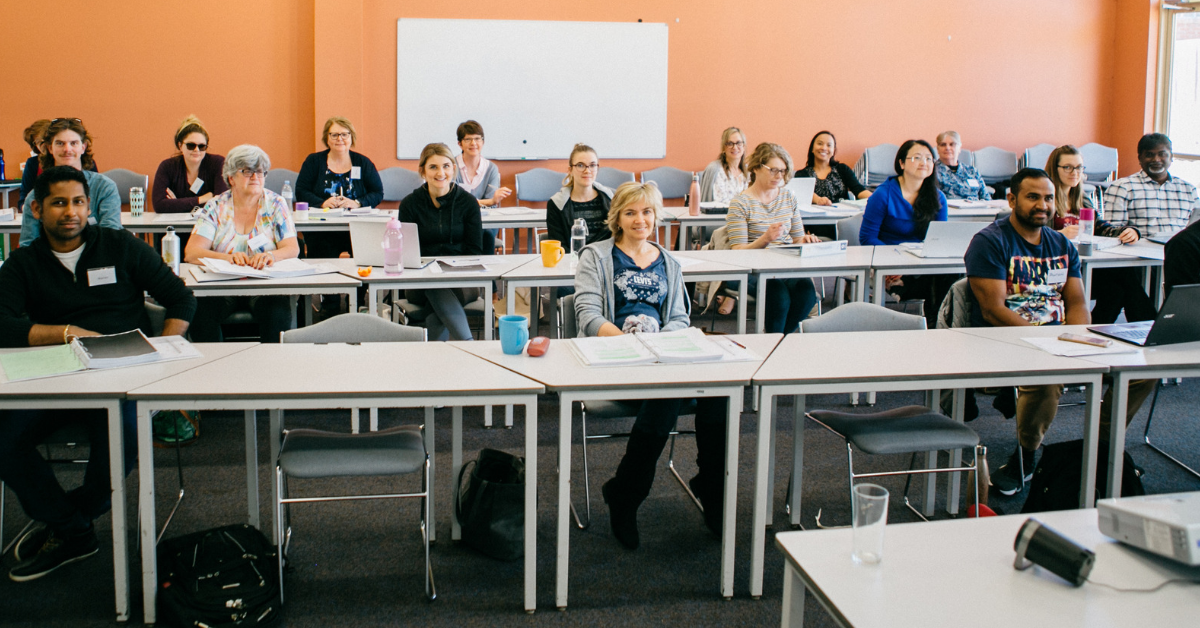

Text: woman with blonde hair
xmin=699 ymin=127 xmax=748 ymax=204
xmin=398 ymin=143 xmax=483 ymax=340
xmin=152 ymin=115 xmax=228 ymax=214
xmin=575 ymin=181 xmax=729 ymax=548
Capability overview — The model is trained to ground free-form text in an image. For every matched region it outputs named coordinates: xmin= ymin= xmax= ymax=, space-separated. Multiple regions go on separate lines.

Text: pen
xmin=727 ymin=338 xmax=747 ymax=349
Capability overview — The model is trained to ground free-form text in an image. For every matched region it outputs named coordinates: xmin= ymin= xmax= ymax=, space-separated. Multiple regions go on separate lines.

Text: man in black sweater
xmin=1164 ymin=219 xmax=1200 ymax=298
xmin=0 ymin=167 xmax=196 ymax=582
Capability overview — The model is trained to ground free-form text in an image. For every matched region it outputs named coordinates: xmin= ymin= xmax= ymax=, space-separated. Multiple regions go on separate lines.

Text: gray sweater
xmin=21 ymin=169 xmax=122 ymax=246
xmin=573 ymin=237 xmax=690 ymax=337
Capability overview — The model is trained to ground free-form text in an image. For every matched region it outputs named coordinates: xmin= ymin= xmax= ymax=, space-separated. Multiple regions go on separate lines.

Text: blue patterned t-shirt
xmin=612 ymin=246 xmax=669 ymax=326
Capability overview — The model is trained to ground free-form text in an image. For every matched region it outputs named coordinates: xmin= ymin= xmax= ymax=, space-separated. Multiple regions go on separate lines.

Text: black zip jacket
xmin=0 ymin=226 xmax=197 ymax=347
xmin=398 ymin=182 xmax=483 ymax=257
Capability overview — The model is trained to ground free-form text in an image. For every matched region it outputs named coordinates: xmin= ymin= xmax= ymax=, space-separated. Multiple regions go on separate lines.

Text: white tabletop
xmin=776 ymin=508 xmax=1200 ymax=628
xmin=452 ymin=333 xmax=783 ymax=392
xmin=870 ymin=244 xmax=967 ymax=271
xmin=500 ymin=252 xmax=751 ymax=282
xmin=335 ymin=254 xmax=536 ymax=284
xmin=674 ymin=246 xmax=875 ymax=273
xmin=127 ymin=342 xmax=543 ymax=400
xmin=182 ymin=261 xmax=363 ymax=290
xmin=0 ymin=342 xmax=255 ymax=398
xmin=752 ymin=329 xmax=1108 ymax=386
xmin=481 ymin=206 xmax=546 ymax=226
xmin=952 ymin=325 xmax=1200 ymax=372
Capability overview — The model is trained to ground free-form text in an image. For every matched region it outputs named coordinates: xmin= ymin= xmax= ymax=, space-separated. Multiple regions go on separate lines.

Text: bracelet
xmin=63 ymin=324 xmax=73 ymax=345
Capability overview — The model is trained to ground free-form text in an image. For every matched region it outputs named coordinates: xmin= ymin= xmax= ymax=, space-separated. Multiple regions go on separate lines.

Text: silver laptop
xmin=905 ymin=221 xmax=989 ymax=258
xmin=348 ymin=220 xmax=426 ymax=269
xmin=786 ymin=177 xmax=817 ymax=212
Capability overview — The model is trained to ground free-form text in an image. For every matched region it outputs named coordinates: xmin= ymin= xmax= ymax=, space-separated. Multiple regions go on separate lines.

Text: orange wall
xmin=2 ymin=0 xmax=1161 ymax=204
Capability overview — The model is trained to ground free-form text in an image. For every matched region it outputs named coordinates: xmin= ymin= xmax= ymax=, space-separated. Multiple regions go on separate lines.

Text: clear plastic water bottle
xmin=382 ymin=218 xmax=404 ymax=274
xmin=281 ymin=180 xmax=294 ymax=212
xmin=571 ymin=218 xmax=588 ymax=268
xmin=162 ymin=226 xmax=180 ymax=275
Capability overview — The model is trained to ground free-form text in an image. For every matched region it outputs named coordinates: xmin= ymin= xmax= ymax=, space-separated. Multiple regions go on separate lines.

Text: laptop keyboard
xmin=1109 ymin=327 xmax=1150 ymax=342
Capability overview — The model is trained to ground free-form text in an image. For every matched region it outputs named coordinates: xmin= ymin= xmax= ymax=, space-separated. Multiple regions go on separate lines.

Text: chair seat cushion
xmin=279 ymin=425 xmax=425 ymax=478
xmin=807 ymin=405 xmax=978 ymax=455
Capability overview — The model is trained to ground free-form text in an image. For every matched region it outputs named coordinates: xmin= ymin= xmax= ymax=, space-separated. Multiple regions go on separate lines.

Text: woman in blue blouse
xmin=859 ymin=139 xmax=952 ymax=325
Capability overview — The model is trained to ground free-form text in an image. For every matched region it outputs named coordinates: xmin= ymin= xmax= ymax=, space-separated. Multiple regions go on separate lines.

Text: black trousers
xmin=190 ymin=295 xmax=294 ymax=343
xmin=1090 ymin=267 xmax=1157 ymax=324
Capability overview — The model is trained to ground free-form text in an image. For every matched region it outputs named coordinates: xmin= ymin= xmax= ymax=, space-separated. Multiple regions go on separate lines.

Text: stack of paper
xmin=1021 ymin=336 xmax=1139 ymax=358
xmin=72 ymin=330 xmax=160 ymax=369
xmin=195 ymin=258 xmax=340 ymax=280
xmin=0 ymin=335 xmax=204 ymax=382
xmin=1104 ymin=241 xmax=1165 ymax=261
xmin=569 ymin=328 xmax=759 ymax=367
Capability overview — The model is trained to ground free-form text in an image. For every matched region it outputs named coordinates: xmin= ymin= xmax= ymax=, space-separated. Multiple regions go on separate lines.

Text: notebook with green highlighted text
xmin=568 ymin=327 xmax=757 ymax=367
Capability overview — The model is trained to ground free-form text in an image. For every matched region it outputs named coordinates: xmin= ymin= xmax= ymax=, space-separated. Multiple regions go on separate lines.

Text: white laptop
xmin=786 ymin=177 xmax=817 ymax=212
xmin=904 ymin=221 xmax=989 ymax=258
xmin=348 ymin=220 xmax=426 ymax=269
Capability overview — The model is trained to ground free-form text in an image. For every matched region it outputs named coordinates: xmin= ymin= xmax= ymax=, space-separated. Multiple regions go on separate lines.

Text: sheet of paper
xmin=200 ymin=257 xmax=270 ymax=278
xmin=673 ymin=255 xmax=703 ymax=268
xmin=493 ymin=207 xmax=539 ymax=215
xmin=1105 ymin=242 xmax=1165 ymax=261
xmin=149 ymin=336 xmax=204 ymax=362
xmin=0 ymin=345 xmax=87 ymax=383
xmin=153 ymin=214 xmax=195 ymax=223
xmin=569 ymin=334 xmax=658 ymax=367
xmin=1022 ymin=336 xmax=1140 ymax=357
xmin=637 ymin=328 xmax=725 ymax=363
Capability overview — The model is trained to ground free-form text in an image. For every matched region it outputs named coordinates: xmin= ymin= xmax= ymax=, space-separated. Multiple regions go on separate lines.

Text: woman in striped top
xmin=726 ymin=143 xmax=821 ymax=333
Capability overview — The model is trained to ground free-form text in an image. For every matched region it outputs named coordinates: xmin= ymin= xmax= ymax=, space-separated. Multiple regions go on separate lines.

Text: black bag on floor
xmin=456 ymin=448 xmax=525 ymax=561
xmin=1021 ymin=439 xmax=1145 ymax=514
xmin=157 ymin=524 xmax=282 ymax=627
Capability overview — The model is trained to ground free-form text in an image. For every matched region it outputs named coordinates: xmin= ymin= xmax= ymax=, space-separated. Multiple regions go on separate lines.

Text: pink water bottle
xmin=688 ymin=172 xmax=701 ymax=216
xmin=383 ymin=218 xmax=404 ymax=274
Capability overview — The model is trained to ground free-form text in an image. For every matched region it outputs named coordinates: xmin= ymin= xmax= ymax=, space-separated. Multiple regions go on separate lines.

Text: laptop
xmin=786 ymin=177 xmax=817 ymax=212
xmin=348 ymin=220 xmax=427 ymax=269
xmin=903 ymin=221 xmax=989 ymax=258
xmin=1088 ymin=283 xmax=1200 ymax=346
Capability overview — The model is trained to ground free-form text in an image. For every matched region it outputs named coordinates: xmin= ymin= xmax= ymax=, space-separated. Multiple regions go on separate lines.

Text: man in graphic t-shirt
xmin=965 ymin=168 xmax=1154 ymax=496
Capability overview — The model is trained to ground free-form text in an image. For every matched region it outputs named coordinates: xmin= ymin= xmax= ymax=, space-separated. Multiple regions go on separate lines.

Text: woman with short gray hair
xmin=185 ymin=144 xmax=300 ymax=342
xmin=934 ymin=131 xmax=990 ymax=201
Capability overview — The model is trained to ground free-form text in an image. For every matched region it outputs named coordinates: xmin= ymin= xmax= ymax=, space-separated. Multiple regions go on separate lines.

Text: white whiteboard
xmin=396 ymin=19 xmax=668 ymax=160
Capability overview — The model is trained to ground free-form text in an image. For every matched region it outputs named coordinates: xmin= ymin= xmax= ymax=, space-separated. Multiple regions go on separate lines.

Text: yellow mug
xmin=541 ymin=239 xmax=565 ymax=267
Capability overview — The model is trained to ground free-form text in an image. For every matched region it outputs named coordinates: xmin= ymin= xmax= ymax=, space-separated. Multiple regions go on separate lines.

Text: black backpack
xmin=456 ymin=448 xmax=525 ymax=561
xmin=1021 ymin=439 xmax=1145 ymax=514
xmin=157 ymin=524 xmax=282 ymax=627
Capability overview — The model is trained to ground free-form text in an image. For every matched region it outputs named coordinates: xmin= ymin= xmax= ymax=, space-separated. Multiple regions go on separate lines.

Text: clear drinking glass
xmin=130 ymin=187 xmax=145 ymax=216
xmin=851 ymin=483 xmax=889 ymax=564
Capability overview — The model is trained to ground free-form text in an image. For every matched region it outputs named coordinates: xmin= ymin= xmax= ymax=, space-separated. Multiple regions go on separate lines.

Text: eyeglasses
xmin=238 ymin=168 xmax=268 ymax=178
xmin=1057 ymin=165 xmax=1085 ymax=173
xmin=328 ymin=132 xmax=351 ymax=140
xmin=184 ymin=142 xmax=208 ymax=152
xmin=905 ymin=155 xmax=935 ymax=164
xmin=51 ymin=118 xmax=82 ymax=124
xmin=572 ymin=162 xmax=599 ymax=172
xmin=760 ymin=166 xmax=788 ymax=177
xmin=725 ymin=141 xmax=745 ymax=148
xmin=461 ymin=136 xmax=484 ymax=144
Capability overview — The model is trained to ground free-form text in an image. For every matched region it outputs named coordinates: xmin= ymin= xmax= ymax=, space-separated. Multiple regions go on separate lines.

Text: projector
xmin=1097 ymin=491 xmax=1200 ymax=566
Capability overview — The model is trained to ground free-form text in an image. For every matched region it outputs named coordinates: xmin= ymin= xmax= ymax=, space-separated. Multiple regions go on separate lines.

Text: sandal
xmin=716 ymin=295 xmax=736 ymax=316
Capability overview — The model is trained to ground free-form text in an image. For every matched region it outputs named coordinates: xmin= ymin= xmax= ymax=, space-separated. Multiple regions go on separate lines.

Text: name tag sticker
xmin=968 ymin=179 xmax=981 ymax=188
xmin=1047 ymin=268 xmax=1068 ymax=284
xmin=87 ymin=266 xmax=117 ymax=287
xmin=350 ymin=166 xmax=362 ymax=180
xmin=190 ymin=178 xmax=205 ymax=194
xmin=248 ymin=233 xmax=271 ymax=251
xmin=88 ymin=215 xmax=97 ymax=225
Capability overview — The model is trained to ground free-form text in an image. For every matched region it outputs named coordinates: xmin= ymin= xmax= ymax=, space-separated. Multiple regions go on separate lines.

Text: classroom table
xmin=746 ymin=329 xmax=1110 ymax=598
xmin=869 ymin=245 xmax=966 ymax=305
xmin=500 ymin=251 xmax=754 ymax=335
xmin=952 ymin=324 xmax=1200 ymax=499
xmin=182 ymin=260 xmax=361 ymax=326
xmin=775 ymin=508 xmax=1200 ymax=628
xmin=481 ymin=207 xmax=547 ymax=253
xmin=1078 ymin=243 xmax=1164 ymax=304
xmin=657 ymin=206 xmax=858 ymax=251
xmin=453 ymin=334 xmax=783 ymax=609
xmin=673 ymin=247 xmax=874 ymax=332
xmin=128 ymin=342 xmax=545 ymax=621
xmin=0 ymin=342 xmax=254 ymax=623
xmin=0 ymin=180 xmax=19 ymax=209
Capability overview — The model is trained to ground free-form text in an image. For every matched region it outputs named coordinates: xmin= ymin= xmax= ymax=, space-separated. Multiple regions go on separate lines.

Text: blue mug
xmin=499 ymin=315 xmax=529 ymax=355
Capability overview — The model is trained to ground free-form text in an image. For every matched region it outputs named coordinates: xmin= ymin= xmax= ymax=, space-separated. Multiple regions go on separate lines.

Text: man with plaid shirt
xmin=1104 ymin=133 xmax=1198 ymax=235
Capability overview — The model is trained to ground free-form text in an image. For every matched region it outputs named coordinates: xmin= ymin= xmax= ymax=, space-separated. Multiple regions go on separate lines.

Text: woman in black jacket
xmin=398 ymin=143 xmax=483 ymax=340
xmin=295 ymin=116 xmax=384 ymax=258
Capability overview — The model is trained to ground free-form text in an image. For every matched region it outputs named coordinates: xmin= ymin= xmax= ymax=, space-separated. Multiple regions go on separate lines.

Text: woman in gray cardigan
xmin=574 ymin=181 xmax=728 ymax=549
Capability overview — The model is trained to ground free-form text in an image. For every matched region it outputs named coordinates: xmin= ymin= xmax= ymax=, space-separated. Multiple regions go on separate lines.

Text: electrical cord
xmin=1086 ymin=577 xmax=1200 ymax=593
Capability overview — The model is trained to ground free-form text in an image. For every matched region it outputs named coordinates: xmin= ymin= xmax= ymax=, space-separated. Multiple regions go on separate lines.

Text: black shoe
xmin=9 ymin=529 xmax=99 ymax=582
xmin=12 ymin=523 xmax=50 ymax=563
xmin=990 ymin=447 xmax=1035 ymax=496
xmin=992 ymin=387 xmax=1017 ymax=419
xmin=689 ymin=475 xmax=723 ymax=538
xmin=602 ymin=480 xmax=639 ymax=550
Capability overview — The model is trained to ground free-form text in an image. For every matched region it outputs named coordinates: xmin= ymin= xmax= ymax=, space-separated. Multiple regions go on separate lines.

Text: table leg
xmin=872 ymin=270 xmax=886 ymax=305
xmin=766 ymin=410 xmax=778 ymax=528
xmin=737 ymin=276 xmax=748 ymax=335
xmin=756 ymin=276 xmax=768 ymax=334
xmin=556 ymin=394 xmax=573 ymax=609
xmin=138 ymin=405 xmax=159 ymax=624
xmin=854 ymin=270 xmax=866 ymax=303
xmin=524 ymin=398 xmax=538 ymax=613
xmin=451 ymin=406 xmax=462 ymax=540
xmin=945 ymin=389 xmax=965 ymax=515
xmin=780 ymin=563 xmax=805 ymax=628
xmin=269 ymin=409 xmax=282 ymax=543
xmin=1080 ymin=380 xmax=1102 ymax=507
xmin=425 ymin=406 xmax=436 ymax=543
xmin=721 ymin=390 xmax=743 ymax=600
xmin=751 ymin=390 xmax=777 ymax=598
xmin=1106 ymin=372 xmax=1130 ymax=498
xmin=244 ymin=410 xmax=260 ymax=530
xmin=788 ymin=395 xmax=806 ymax=528
xmin=106 ymin=401 xmax=130 ymax=622
xmin=1083 ymin=263 xmax=1095 ymax=303
xmin=484 ymin=283 xmax=493 ymax=340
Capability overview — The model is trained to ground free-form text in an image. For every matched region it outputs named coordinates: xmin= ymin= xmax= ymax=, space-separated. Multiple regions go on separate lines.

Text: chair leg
xmin=816 ymin=442 xmax=857 ymax=529
xmin=901 ymin=452 xmax=930 ymax=522
xmin=275 ymin=466 xmax=286 ymax=605
xmin=351 ymin=408 xmax=360 ymax=434
xmin=1143 ymin=382 xmax=1200 ymax=479
xmin=972 ymin=445 xmax=984 ymax=517
xmin=570 ymin=404 xmax=593 ymax=530
xmin=666 ymin=433 xmax=703 ymax=512
xmin=157 ymin=412 xmax=190 ymax=543
xmin=422 ymin=454 xmax=437 ymax=601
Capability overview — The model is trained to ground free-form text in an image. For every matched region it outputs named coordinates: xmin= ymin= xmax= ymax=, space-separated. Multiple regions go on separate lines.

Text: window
xmin=1162 ymin=2 xmax=1200 ymax=183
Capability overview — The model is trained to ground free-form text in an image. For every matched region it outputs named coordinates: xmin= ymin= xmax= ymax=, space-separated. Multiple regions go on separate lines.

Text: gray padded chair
xmin=559 ymin=295 xmax=700 ymax=529
xmin=101 ymin=169 xmax=149 ymax=205
xmin=379 ymin=167 xmax=424 ymax=202
xmin=596 ymin=167 xmax=635 ymax=189
xmin=640 ymin=166 xmax=692 ymax=201
xmin=1022 ymin=143 xmax=1057 ymax=171
xmin=515 ymin=168 xmax=566 ymax=203
xmin=853 ymin=143 xmax=900 ymax=190
xmin=1078 ymin=142 xmax=1119 ymax=188
xmin=264 ymin=168 xmax=299 ymax=196
xmin=796 ymin=302 xmax=984 ymax=526
xmin=972 ymin=147 xmax=1019 ymax=185
xmin=958 ymin=149 xmax=974 ymax=169
xmin=834 ymin=213 xmax=863 ymax=307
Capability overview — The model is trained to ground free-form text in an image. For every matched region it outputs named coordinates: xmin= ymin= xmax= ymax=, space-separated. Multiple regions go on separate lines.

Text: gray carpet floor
xmin=4 ymin=297 xmax=1200 ymax=627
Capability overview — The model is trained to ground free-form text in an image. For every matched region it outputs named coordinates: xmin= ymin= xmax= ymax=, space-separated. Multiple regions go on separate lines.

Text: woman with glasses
xmin=399 ymin=143 xmax=483 ymax=341
xmin=1046 ymin=145 xmax=1153 ymax=323
xmin=152 ymin=116 xmax=228 ymax=214
xmin=296 ymin=117 xmax=384 ymax=258
xmin=726 ymin=142 xmax=821 ymax=333
xmin=547 ymin=143 xmax=614 ymax=247
xmin=860 ymin=139 xmax=950 ymax=326
xmin=794 ymin=130 xmax=870 ymax=205
xmin=185 ymin=145 xmax=300 ymax=343
xmin=934 ymin=131 xmax=990 ymax=201
xmin=455 ymin=120 xmax=511 ymax=254
xmin=19 ymin=118 xmax=121 ymax=247
xmin=699 ymin=127 xmax=748 ymax=204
